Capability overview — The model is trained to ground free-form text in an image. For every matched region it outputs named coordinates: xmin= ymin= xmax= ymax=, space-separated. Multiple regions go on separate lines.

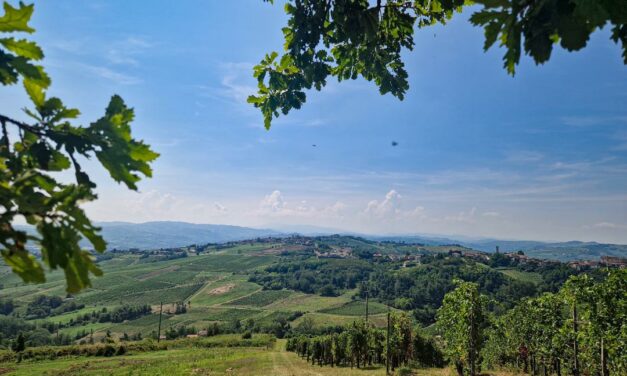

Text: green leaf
xmin=23 ymin=77 xmax=45 ymax=107
xmin=10 ymin=58 xmax=50 ymax=88
xmin=0 ymin=248 xmax=45 ymax=283
xmin=0 ymin=2 xmax=35 ymax=33
xmin=0 ymin=37 xmax=43 ymax=59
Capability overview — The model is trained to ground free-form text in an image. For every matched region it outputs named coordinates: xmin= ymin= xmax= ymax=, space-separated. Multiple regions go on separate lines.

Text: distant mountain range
xmin=367 ymin=235 xmax=627 ymax=262
xmin=15 ymin=221 xmax=626 ymax=262
xmin=95 ymin=221 xmax=282 ymax=250
xmin=16 ymin=221 xmax=281 ymax=251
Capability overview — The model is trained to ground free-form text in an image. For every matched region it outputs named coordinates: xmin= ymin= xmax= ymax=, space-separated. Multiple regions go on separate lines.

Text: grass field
xmin=320 ymin=300 xmax=389 ymax=316
xmin=0 ymin=246 xmax=381 ymax=341
xmin=497 ymin=268 xmax=543 ymax=284
xmin=228 ymin=290 xmax=294 ymax=307
xmin=0 ymin=338 xmax=523 ymax=375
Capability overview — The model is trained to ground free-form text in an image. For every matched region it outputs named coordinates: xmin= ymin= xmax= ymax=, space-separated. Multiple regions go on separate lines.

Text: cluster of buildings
xmin=567 ymin=256 xmax=627 ymax=270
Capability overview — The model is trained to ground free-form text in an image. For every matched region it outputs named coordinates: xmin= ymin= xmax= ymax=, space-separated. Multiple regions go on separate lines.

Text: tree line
xmin=439 ymin=270 xmax=626 ymax=376
xmin=287 ymin=312 xmax=443 ymax=372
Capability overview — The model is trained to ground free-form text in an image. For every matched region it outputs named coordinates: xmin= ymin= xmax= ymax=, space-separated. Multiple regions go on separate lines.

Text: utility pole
xmin=157 ymin=301 xmax=163 ymax=343
xmin=365 ymin=285 xmax=369 ymax=323
xmin=386 ymin=306 xmax=391 ymax=375
xmin=469 ymin=305 xmax=475 ymax=376
xmin=573 ymin=301 xmax=580 ymax=376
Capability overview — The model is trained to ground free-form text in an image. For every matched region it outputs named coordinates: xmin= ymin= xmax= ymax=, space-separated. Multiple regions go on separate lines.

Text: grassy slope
xmin=1 ymin=244 xmax=386 ymax=339
xmin=0 ymin=338 xmax=522 ymax=376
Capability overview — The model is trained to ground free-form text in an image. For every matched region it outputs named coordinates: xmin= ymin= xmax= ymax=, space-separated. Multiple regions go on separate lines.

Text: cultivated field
xmin=0 ymin=338 xmax=523 ymax=375
xmin=0 ymin=243 xmax=389 ymax=341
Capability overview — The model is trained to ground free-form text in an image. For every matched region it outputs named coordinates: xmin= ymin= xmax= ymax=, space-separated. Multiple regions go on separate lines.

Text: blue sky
xmin=3 ymin=1 xmax=627 ymax=243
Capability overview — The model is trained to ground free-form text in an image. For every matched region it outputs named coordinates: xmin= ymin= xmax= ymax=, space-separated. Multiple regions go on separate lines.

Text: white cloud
xmin=364 ymin=190 xmax=402 ymax=217
xmin=560 ymin=115 xmax=627 ymax=127
xmin=83 ymin=65 xmax=142 ymax=85
xmin=445 ymin=207 xmax=477 ymax=223
xmin=482 ymin=211 xmax=501 ymax=217
xmin=590 ymin=222 xmax=627 ymax=229
xmin=260 ymin=190 xmax=286 ymax=213
xmin=506 ymin=150 xmax=544 ymax=163
xmin=107 ymin=37 xmax=154 ymax=66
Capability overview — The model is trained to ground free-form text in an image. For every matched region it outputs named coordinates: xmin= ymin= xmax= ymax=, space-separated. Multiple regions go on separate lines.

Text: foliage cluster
xmin=0 ymin=1 xmax=157 ymax=292
xmin=287 ymin=313 xmax=443 ymax=371
xmin=249 ymin=258 xmax=374 ymax=296
xmin=251 ymin=0 xmax=627 ymax=128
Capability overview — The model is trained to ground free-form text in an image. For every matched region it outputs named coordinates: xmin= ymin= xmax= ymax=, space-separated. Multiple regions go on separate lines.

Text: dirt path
xmin=219 ymin=287 xmax=263 ymax=306
xmin=186 ymin=275 xmax=228 ymax=302
xmin=271 ymin=347 xmax=323 ymax=376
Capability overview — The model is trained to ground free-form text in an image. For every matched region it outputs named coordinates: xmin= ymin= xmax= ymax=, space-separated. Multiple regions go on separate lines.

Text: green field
xmin=319 ymin=300 xmax=389 ymax=316
xmin=228 ymin=290 xmax=293 ymax=307
xmin=497 ymin=268 xmax=543 ymax=284
xmin=0 ymin=337 xmax=521 ymax=375
xmin=0 ymin=244 xmax=378 ymax=341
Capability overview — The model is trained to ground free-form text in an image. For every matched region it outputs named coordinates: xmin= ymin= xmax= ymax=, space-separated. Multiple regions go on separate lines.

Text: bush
xmin=396 ymin=367 xmax=414 ymax=376
xmin=116 ymin=345 xmax=127 ymax=356
xmin=241 ymin=331 xmax=252 ymax=339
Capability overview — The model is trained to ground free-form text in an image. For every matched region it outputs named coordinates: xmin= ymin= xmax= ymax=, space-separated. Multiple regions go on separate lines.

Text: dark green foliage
xmin=436 ymin=280 xmax=486 ymax=376
xmin=0 ymin=298 xmax=14 ymax=315
xmin=97 ymin=304 xmax=151 ymax=323
xmin=249 ymin=258 xmax=374 ymax=295
xmin=0 ymin=1 xmax=158 ymax=292
xmin=11 ymin=332 xmax=25 ymax=352
xmin=412 ymin=332 xmax=445 ymax=367
xmin=24 ymin=295 xmax=83 ymax=319
xmin=228 ymin=289 xmax=292 ymax=307
xmin=365 ymin=257 xmax=536 ymax=324
xmin=252 ymin=0 xmax=626 ymax=128
xmin=482 ymin=270 xmax=627 ymax=375
xmin=286 ymin=314 xmax=443 ymax=370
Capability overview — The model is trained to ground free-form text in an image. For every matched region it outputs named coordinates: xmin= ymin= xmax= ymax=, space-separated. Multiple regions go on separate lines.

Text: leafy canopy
xmin=0 ymin=2 xmax=158 ymax=292
xmin=250 ymin=0 xmax=627 ymax=129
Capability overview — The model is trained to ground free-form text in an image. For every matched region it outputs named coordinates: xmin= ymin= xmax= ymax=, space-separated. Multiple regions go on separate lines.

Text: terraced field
xmin=1 ymin=245 xmax=383 ymax=341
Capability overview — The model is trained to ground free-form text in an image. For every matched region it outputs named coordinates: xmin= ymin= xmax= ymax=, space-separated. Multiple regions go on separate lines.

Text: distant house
xmin=448 ymin=250 xmax=462 ymax=258
xmin=197 ymin=330 xmax=208 ymax=337
xmin=567 ymin=260 xmax=600 ymax=270
xmin=463 ymin=251 xmax=490 ymax=262
xmin=600 ymin=256 xmax=627 ymax=268
xmin=159 ymin=335 xmax=166 ymax=340
xmin=186 ymin=334 xmax=198 ymax=339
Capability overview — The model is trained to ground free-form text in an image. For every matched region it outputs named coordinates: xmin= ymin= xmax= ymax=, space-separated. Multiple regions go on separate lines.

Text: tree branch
xmin=0 ymin=114 xmax=45 ymax=136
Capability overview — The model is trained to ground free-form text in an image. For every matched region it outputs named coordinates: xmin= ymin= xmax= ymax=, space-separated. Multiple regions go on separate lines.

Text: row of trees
xmin=438 ymin=270 xmax=626 ymax=376
xmin=286 ymin=313 xmax=443 ymax=371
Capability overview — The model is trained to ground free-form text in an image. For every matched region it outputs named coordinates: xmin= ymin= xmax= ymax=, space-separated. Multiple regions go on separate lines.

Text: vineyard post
xmin=386 ymin=307 xmax=391 ymax=375
xmin=572 ymin=301 xmax=580 ymax=376
xmin=157 ymin=302 xmax=163 ymax=343
xmin=365 ymin=285 xmax=369 ymax=323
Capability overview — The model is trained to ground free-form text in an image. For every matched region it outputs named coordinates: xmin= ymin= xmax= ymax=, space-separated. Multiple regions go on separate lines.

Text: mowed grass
xmin=228 ymin=290 xmax=293 ymax=307
xmin=0 ymin=337 xmax=525 ymax=376
xmin=264 ymin=290 xmax=354 ymax=312
xmin=497 ymin=268 xmax=543 ymax=284
xmin=320 ymin=300 xmax=389 ymax=316
xmin=190 ymin=277 xmax=261 ymax=306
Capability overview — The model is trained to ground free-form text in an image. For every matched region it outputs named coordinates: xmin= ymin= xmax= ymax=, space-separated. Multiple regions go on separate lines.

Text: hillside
xmin=0 ymin=234 xmax=622 ymax=375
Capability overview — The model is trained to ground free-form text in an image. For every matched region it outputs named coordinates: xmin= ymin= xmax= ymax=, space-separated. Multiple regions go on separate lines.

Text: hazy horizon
xmin=3 ymin=1 xmax=626 ymax=243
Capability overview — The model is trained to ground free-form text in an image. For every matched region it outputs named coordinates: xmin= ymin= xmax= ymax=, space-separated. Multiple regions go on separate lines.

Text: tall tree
xmin=0 ymin=2 xmax=158 ymax=292
xmin=250 ymin=0 xmax=627 ymax=129
xmin=436 ymin=280 xmax=485 ymax=376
